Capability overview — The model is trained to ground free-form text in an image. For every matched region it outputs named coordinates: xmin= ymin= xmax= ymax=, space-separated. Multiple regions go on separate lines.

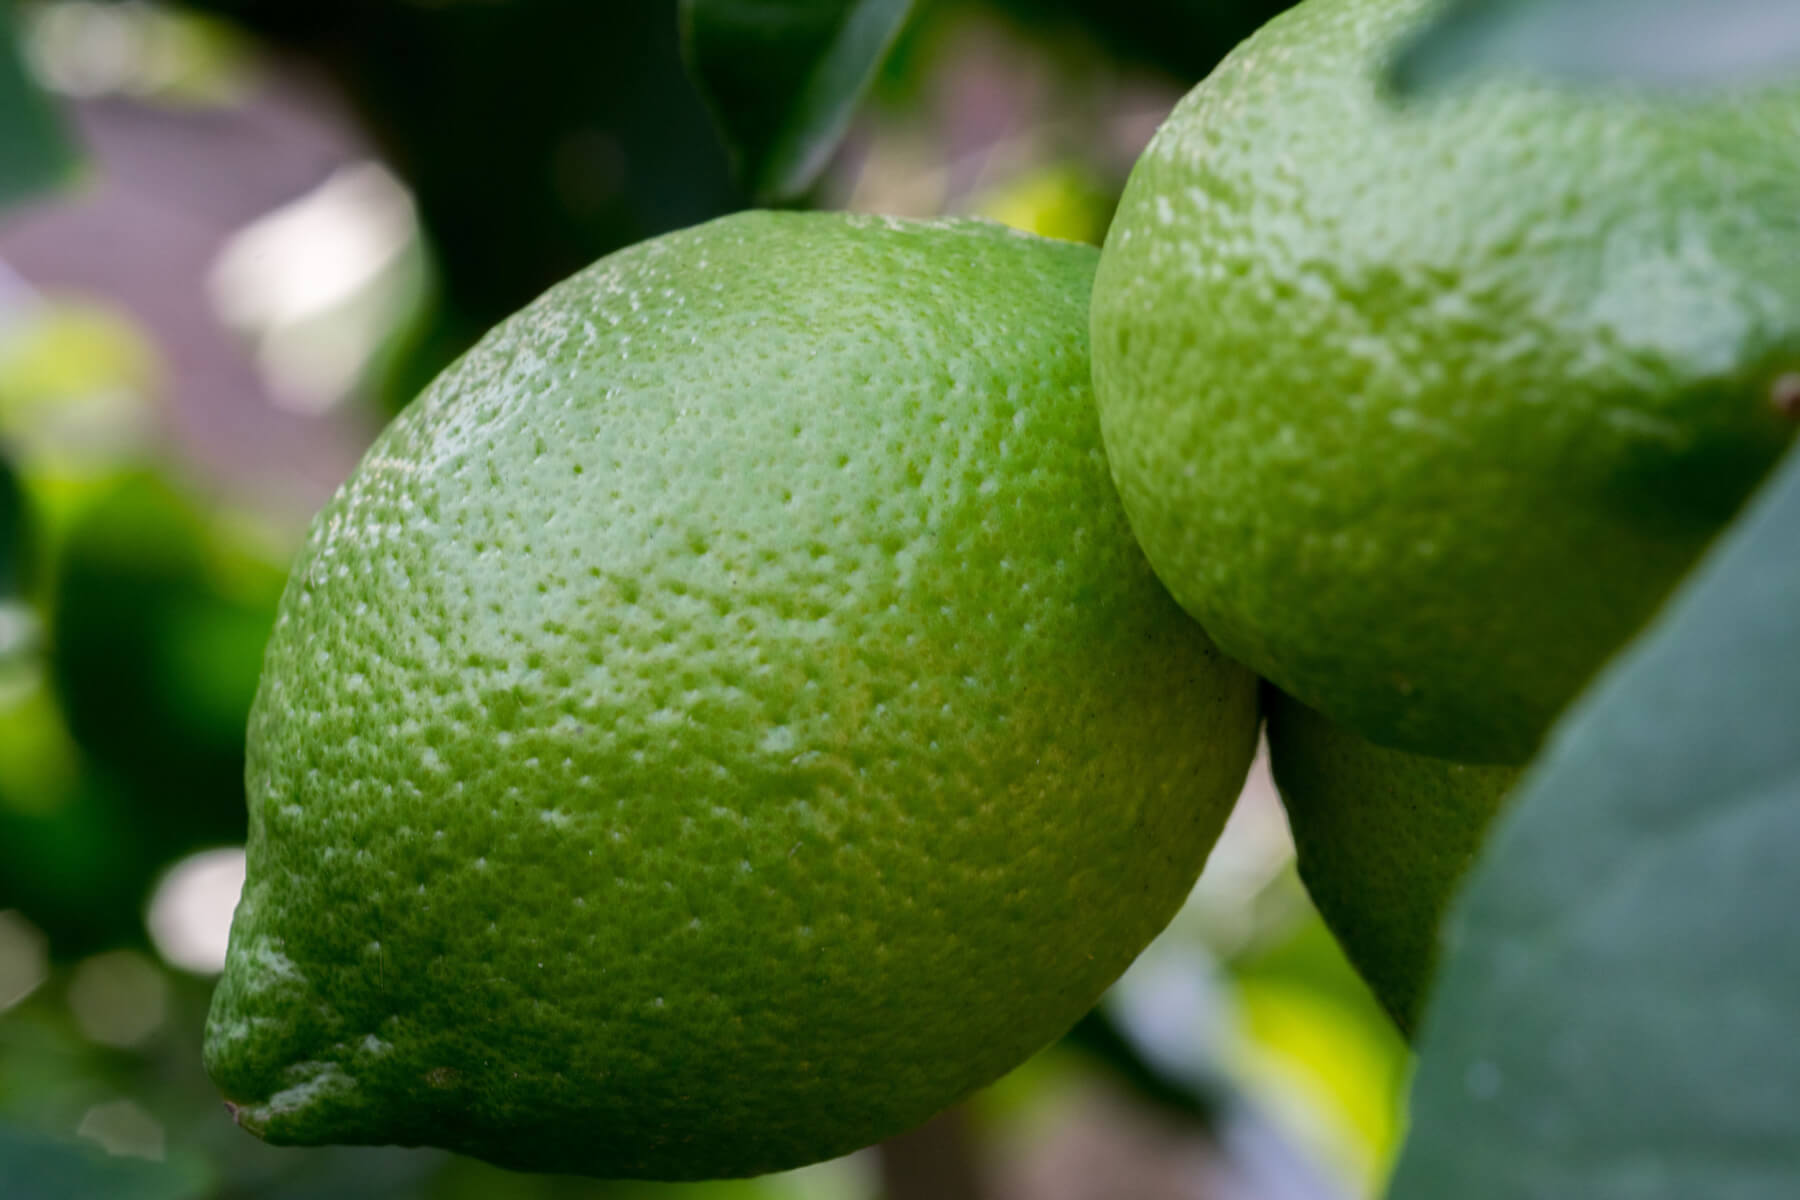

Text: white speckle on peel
xmin=247 ymin=940 xmax=305 ymax=982
xmin=208 ymin=1012 xmax=287 ymax=1045
xmin=252 ymin=1061 xmax=357 ymax=1120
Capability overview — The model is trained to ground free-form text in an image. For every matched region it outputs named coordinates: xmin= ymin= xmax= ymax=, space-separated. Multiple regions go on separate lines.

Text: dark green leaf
xmin=680 ymin=0 xmax=914 ymax=203
xmin=0 ymin=452 xmax=28 ymax=597
xmin=0 ymin=1124 xmax=205 ymax=1200
xmin=1388 ymin=441 xmax=1800 ymax=1199
xmin=1390 ymin=0 xmax=1800 ymax=95
xmin=0 ymin=3 xmax=78 ymax=211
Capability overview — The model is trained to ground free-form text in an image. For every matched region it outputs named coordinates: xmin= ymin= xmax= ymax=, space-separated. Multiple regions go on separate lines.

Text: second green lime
xmin=1092 ymin=0 xmax=1800 ymax=764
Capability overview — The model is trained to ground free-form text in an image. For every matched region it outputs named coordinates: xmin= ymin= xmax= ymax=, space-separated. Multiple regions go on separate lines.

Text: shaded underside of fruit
xmin=1266 ymin=687 xmax=1518 ymax=1035
xmin=203 ymin=211 xmax=1261 ymax=1179
xmin=1091 ymin=0 xmax=1800 ymax=765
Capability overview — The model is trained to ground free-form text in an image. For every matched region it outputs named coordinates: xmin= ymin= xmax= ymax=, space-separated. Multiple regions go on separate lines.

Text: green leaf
xmin=680 ymin=0 xmax=914 ymax=204
xmin=1388 ymin=441 xmax=1800 ymax=1199
xmin=1390 ymin=0 xmax=1800 ymax=95
xmin=0 ymin=2 xmax=78 ymax=210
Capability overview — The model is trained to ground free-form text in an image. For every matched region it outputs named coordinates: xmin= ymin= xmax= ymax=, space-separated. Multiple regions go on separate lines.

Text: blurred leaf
xmin=1063 ymin=1007 xmax=1222 ymax=1124
xmin=1232 ymin=908 xmax=1408 ymax=1058
xmin=0 ymin=751 xmax=149 ymax=954
xmin=1229 ymin=910 xmax=1409 ymax=1193
xmin=0 ymin=454 xmax=27 ymax=597
xmin=1237 ymin=979 xmax=1403 ymax=1188
xmin=0 ymin=1 xmax=78 ymax=210
xmin=0 ymin=677 xmax=80 ymax=811
xmin=178 ymin=0 xmax=742 ymax=371
xmin=1391 ymin=0 xmax=1800 ymax=94
xmin=970 ymin=163 xmax=1113 ymax=246
xmin=51 ymin=473 xmax=276 ymax=785
xmin=0 ymin=302 xmax=160 ymax=470
xmin=1389 ymin=443 xmax=1800 ymax=1198
xmin=985 ymin=0 xmax=1299 ymax=84
xmin=680 ymin=0 xmax=915 ymax=202
xmin=0 ymin=1122 xmax=203 ymax=1200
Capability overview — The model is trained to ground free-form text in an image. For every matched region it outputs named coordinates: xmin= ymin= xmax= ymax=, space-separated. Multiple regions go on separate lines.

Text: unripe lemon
xmin=204 ymin=212 xmax=1261 ymax=1179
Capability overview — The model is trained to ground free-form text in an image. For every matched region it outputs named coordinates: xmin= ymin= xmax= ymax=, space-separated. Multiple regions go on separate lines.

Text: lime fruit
xmin=1091 ymin=0 xmax=1800 ymax=764
xmin=203 ymin=211 xmax=1261 ymax=1179
xmin=1266 ymin=688 xmax=1518 ymax=1034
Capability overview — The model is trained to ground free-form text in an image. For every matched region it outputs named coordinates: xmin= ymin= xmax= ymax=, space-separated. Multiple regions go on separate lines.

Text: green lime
xmin=1091 ymin=0 xmax=1800 ymax=764
xmin=204 ymin=211 xmax=1261 ymax=1179
xmin=1266 ymin=688 xmax=1518 ymax=1034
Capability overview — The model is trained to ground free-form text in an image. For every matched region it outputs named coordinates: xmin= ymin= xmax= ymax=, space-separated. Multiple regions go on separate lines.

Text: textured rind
xmin=1265 ymin=689 xmax=1517 ymax=1035
xmin=203 ymin=211 xmax=1261 ymax=1179
xmin=1092 ymin=0 xmax=1800 ymax=764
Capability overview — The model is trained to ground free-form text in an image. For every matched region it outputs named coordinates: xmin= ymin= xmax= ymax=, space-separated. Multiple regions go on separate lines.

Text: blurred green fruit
xmin=1091 ymin=0 xmax=1800 ymax=764
xmin=204 ymin=212 xmax=1261 ymax=1179
xmin=1266 ymin=688 xmax=1518 ymax=1034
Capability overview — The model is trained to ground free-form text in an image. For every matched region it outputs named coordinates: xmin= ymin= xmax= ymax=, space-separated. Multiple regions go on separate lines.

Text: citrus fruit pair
xmin=210 ymin=0 xmax=1800 ymax=1174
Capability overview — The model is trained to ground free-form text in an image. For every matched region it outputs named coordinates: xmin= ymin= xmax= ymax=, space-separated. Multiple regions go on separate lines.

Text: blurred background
xmin=0 ymin=1 xmax=1412 ymax=1196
